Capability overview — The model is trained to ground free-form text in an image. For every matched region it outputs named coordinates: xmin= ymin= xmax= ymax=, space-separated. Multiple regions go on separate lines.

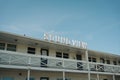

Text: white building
xmin=0 ymin=31 xmax=120 ymax=80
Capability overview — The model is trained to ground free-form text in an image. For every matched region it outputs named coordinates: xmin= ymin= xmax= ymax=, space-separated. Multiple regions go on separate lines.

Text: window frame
xmin=100 ymin=58 xmax=105 ymax=63
xmin=88 ymin=57 xmax=92 ymax=62
xmin=7 ymin=44 xmax=17 ymax=51
xmin=27 ymin=47 xmax=36 ymax=54
xmin=26 ymin=77 xmax=35 ymax=80
xmin=0 ymin=42 xmax=5 ymax=50
xmin=40 ymin=77 xmax=49 ymax=80
xmin=56 ymin=52 xmax=62 ymax=58
xmin=41 ymin=49 xmax=49 ymax=56
xmin=88 ymin=57 xmax=97 ymax=62
xmin=92 ymin=57 xmax=96 ymax=62
xmin=76 ymin=54 xmax=82 ymax=60
xmin=63 ymin=53 xmax=69 ymax=59
xmin=113 ymin=61 xmax=117 ymax=65
xmin=56 ymin=52 xmax=69 ymax=59
xmin=106 ymin=60 xmax=110 ymax=64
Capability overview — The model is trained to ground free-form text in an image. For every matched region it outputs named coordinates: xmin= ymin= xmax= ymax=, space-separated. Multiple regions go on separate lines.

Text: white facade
xmin=0 ymin=31 xmax=120 ymax=80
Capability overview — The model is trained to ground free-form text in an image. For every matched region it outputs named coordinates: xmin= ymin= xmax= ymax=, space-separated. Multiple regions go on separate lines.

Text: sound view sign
xmin=44 ymin=33 xmax=87 ymax=49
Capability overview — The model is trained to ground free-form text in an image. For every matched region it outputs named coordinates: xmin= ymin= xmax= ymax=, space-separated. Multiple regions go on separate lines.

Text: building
xmin=0 ymin=31 xmax=120 ymax=80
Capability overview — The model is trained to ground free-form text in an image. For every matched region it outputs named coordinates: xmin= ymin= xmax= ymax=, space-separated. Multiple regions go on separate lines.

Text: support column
xmin=113 ymin=74 xmax=115 ymax=80
xmin=97 ymin=74 xmax=99 ymax=80
xmin=27 ymin=69 xmax=30 ymax=80
xmin=63 ymin=71 xmax=65 ymax=80
xmin=28 ymin=57 xmax=31 ymax=80
xmin=85 ymin=50 xmax=90 ymax=80
xmin=62 ymin=57 xmax=65 ymax=80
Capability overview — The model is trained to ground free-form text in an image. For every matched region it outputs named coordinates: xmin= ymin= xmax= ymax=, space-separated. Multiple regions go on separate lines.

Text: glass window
xmin=0 ymin=43 xmax=5 ymax=50
xmin=76 ymin=54 xmax=82 ymax=60
xmin=3 ymin=77 xmax=14 ymax=80
xmin=57 ymin=78 xmax=71 ymax=80
xmin=27 ymin=47 xmax=35 ymax=54
xmin=92 ymin=58 xmax=96 ymax=62
xmin=103 ymin=79 xmax=108 ymax=80
xmin=113 ymin=61 xmax=117 ymax=65
xmin=88 ymin=57 xmax=91 ymax=62
xmin=41 ymin=49 xmax=48 ymax=56
xmin=26 ymin=77 xmax=35 ymax=80
xmin=118 ymin=61 xmax=120 ymax=65
xmin=56 ymin=52 xmax=62 ymax=58
xmin=88 ymin=57 xmax=96 ymax=62
xmin=7 ymin=44 xmax=16 ymax=51
xmin=56 ymin=52 xmax=69 ymax=59
xmin=40 ymin=77 xmax=49 ymax=80
xmin=100 ymin=58 xmax=105 ymax=63
xmin=63 ymin=53 xmax=69 ymax=59
xmin=106 ymin=60 xmax=110 ymax=64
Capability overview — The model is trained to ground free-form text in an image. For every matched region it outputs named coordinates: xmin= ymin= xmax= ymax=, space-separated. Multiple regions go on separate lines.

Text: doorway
xmin=40 ymin=49 xmax=49 ymax=67
xmin=76 ymin=54 xmax=83 ymax=70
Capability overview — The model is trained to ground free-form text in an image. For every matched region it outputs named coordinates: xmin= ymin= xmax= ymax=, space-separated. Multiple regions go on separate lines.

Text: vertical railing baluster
xmin=28 ymin=56 xmax=31 ymax=66
xmin=9 ymin=54 xmax=12 ymax=64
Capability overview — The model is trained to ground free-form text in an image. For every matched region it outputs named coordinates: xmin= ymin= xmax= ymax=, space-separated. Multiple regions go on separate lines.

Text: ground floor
xmin=0 ymin=68 xmax=120 ymax=80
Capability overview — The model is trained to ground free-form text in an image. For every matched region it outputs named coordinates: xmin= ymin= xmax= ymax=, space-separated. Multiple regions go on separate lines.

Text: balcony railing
xmin=89 ymin=62 xmax=120 ymax=73
xmin=0 ymin=50 xmax=120 ymax=74
xmin=0 ymin=50 xmax=88 ymax=71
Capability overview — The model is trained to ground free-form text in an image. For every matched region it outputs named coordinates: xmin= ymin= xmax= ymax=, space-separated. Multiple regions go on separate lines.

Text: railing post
xmin=28 ymin=57 xmax=31 ymax=66
xmin=85 ymin=50 xmax=90 ymax=80
xmin=9 ymin=55 xmax=12 ymax=64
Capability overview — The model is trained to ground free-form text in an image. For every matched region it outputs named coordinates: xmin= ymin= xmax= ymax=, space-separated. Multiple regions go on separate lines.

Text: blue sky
xmin=0 ymin=0 xmax=120 ymax=54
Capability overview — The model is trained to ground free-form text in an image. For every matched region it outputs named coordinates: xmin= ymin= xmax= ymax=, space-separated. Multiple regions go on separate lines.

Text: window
xmin=92 ymin=58 xmax=96 ymax=62
xmin=57 ymin=78 xmax=71 ymax=80
xmin=88 ymin=57 xmax=96 ymax=62
xmin=113 ymin=61 xmax=117 ymax=65
xmin=76 ymin=54 xmax=82 ymax=60
xmin=3 ymin=77 xmax=14 ymax=80
xmin=91 ymin=79 xmax=97 ymax=80
xmin=103 ymin=79 xmax=108 ymax=80
xmin=56 ymin=52 xmax=69 ymax=59
xmin=106 ymin=60 xmax=110 ymax=64
xmin=40 ymin=77 xmax=49 ymax=80
xmin=100 ymin=58 xmax=105 ymax=63
xmin=7 ymin=44 xmax=16 ymax=51
xmin=88 ymin=57 xmax=92 ymax=62
xmin=27 ymin=47 xmax=35 ymax=54
xmin=118 ymin=61 xmax=120 ymax=65
xmin=0 ymin=43 xmax=5 ymax=50
xmin=56 ymin=52 xmax=62 ymax=58
xmin=63 ymin=53 xmax=69 ymax=59
xmin=26 ymin=77 xmax=35 ymax=80
xmin=41 ymin=49 xmax=48 ymax=56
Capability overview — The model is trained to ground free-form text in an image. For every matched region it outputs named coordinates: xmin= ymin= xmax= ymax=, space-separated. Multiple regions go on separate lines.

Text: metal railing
xmin=0 ymin=50 xmax=120 ymax=74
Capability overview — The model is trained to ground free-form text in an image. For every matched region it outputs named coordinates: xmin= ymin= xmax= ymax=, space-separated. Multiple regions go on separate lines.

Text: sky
xmin=0 ymin=0 xmax=120 ymax=54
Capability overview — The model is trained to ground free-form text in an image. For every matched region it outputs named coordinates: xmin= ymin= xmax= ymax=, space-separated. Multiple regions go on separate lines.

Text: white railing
xmin=89 ymin=62 xmax=120 ymax=73
xmin=0 ymin=50 xmax=120 ymax=74
xmin=0 ymin=50 xmax=87 ymax=71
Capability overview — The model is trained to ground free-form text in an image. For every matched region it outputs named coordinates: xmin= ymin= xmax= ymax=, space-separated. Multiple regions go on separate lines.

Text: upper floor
xmin=0 ymin=31 xmax=120 ymax=75
xmin=0 ymin=40 xmax=120 ymax=65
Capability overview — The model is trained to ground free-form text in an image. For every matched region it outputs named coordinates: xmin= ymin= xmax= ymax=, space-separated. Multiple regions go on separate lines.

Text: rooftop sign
xmin=44 ymin=33 xmax=87 ymax=49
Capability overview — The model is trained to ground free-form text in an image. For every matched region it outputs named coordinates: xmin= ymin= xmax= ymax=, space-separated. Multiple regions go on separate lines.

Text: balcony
xmin=0 ymin=50 xmax=120 ymax=75
xmin=89 ymin=62 xmax=120 ymax=74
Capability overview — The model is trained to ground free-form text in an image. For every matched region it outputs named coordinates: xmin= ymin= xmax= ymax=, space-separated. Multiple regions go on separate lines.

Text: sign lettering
xmin=44 ymin=33 xmax=87 ymax=49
